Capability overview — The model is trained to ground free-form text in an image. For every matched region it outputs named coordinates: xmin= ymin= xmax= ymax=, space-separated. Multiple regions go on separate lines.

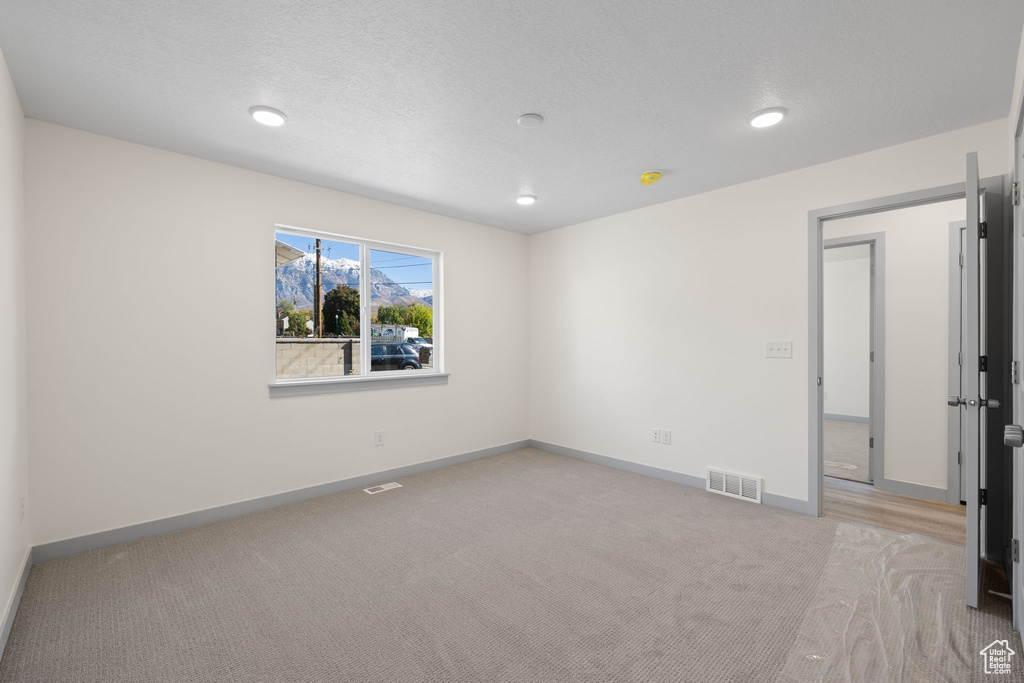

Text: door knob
xmin=1005 ymin=425 xmax=1024 ymax=449
xmin=948 ymin=396 xmax=966 ymax=407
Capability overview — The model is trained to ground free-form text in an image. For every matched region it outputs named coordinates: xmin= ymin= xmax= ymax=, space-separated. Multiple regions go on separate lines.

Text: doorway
xmin=809 ymin=180 xmax=1007 ymax=511
xmin=808 ymin=169 xmax=1012 ymax=613
xmin=821 ymin=201 xmax=966 ymax=506
xmin=822 ymin=237 xmax=882 ymax=487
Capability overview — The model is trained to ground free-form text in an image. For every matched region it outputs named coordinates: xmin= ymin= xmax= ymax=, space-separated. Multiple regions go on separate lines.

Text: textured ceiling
xmin=1 ymin=0 xmax=1022 ymax=234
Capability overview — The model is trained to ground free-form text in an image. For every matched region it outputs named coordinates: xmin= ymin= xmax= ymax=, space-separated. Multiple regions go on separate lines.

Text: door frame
xmin=822 ymin=234 xmax=885 ymax=487
xmin=1011 ymin=92 xmax=1024 ymax=631
xmin=807 ymin=177 xmax=1004 ymax=516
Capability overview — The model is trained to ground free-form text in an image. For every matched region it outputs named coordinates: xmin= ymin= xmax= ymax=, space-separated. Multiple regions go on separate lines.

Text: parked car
xmin=403 ymin=337 xmax=433 ymax=365
xmin=370 ymin=343 xmax=422 ymax=371
xmin=405 ymin=336 xmax=433 ymax=349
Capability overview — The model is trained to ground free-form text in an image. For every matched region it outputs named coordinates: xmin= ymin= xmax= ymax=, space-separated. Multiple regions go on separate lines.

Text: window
xmin=369 ymin=247 xmax=435 ymax=373
xmin=272 ymin=226 xmax=443 ymax=395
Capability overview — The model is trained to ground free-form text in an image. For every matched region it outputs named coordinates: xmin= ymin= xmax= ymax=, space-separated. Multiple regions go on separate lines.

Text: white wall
xmin=1010 ymin=26 xmax=1024 ymax=150
xmin=824 ymin=200 xmax=964 ymax=491
xmin=24 ymin=121 xmax=530 ymax=545
xmin=0 ymin=48 xmax=29 ymax=633
xmin=529 ymin=119 xmax=1009 ymax=503
xmin=823 ymin=245 xmax=870 ymax=419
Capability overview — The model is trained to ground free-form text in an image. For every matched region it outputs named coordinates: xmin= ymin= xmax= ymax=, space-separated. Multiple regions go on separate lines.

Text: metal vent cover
xmin=706 ymin=468 xmax=762 ymax=504
xmin=364 ymin=482 xmax=402 ymax=495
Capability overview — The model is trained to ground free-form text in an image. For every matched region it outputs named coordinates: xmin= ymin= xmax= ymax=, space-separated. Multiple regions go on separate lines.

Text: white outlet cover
xmin=765 ymin=341 xmax=793 ymax=359
xmin=651 ymin=428 xmax=661 ymax=443
xmin=660 ymin=429 xmax=672 ymax=445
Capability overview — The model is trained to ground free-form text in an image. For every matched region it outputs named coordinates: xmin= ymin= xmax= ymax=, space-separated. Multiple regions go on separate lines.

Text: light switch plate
xmin=765 ymin=341 xmax=793 ymax=359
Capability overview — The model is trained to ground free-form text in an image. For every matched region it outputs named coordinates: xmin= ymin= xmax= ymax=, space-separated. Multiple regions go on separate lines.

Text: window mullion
xmin=433 ymin=253 xmax=442 ymax=373
xmin=359 ymin=242 xmax=370 ymax=376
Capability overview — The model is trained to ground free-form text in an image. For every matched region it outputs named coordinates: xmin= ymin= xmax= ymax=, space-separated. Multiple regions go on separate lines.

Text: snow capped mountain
xmin=408 ymin=288 xmax=433 ymax=306
xmin=276 ymin=254 xmax=431 ymax=309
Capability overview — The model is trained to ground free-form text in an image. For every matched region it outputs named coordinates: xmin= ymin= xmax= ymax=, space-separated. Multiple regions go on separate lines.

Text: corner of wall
xmin=0 ymin=43 xmax=30 ymax=661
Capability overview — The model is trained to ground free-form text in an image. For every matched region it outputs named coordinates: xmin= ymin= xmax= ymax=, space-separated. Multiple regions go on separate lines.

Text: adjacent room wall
xmin=824 ymin=200 xmax=965 ymax=492
xmin=24 ymin=121 xmax=530 ymax=545
xmin=529 ymin=119 xmax=1009 ymax=504
xmin=0 ymin=48 xmax=29 ymax=638
xmin=822 ymin=245 xmax=870 ymax=420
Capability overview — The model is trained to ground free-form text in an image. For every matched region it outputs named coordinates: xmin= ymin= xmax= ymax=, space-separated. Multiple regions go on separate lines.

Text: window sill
xmin=269 ymin=373 xmax=449 ymax=398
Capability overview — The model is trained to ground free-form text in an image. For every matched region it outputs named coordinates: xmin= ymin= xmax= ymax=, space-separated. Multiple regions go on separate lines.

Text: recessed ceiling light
xmin=249 ymin=106 xmax=287 ymax=127
xmin=516 ymin=195 xmax=537 ymax=205
xmin=748 ymin=107 xmax=786 ymax=128
xmin=517 ymin=113 xmax=544 ymax=128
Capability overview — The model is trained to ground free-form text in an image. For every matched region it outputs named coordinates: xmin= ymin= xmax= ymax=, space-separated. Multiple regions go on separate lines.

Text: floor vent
xmin=706 ymin=469 xmax=762 ymax=504
xmin=363 ymin=482 xmax=402 ymax=495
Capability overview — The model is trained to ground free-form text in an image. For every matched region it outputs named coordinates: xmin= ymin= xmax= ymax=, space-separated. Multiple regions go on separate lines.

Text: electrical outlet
xmin=651 ymin=428 xmax=661 ymax=444
xmin=660 ymin=429 xmax=672 ymax=445
xmin=765 ymin=341 xmax=793 ymax=359
xmin=374 ymin=430 xmax=385 ymax=446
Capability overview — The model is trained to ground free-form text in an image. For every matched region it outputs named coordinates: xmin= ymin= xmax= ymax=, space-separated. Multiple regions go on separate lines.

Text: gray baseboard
xmin=529 ymin=439 xmax=706 ymax=488
xmin=1 ymin=548 xmax=32 ymax=660
xmin=760 ymin=491 xmax=814 ymax=515
xmin=823 ymin=413 xmax=870 ymax=424
xmin=875 ymin=477 xmax=948 ymax=503
xmin=528 ymin=439 xmax=812 ymax=516
xmin=33 ymin=440 xmax=531 ymax=564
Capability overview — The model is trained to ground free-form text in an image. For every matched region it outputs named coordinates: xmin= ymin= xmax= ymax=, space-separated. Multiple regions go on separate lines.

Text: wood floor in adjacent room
xmin=824 ymin=475 xmax=967 ymax=546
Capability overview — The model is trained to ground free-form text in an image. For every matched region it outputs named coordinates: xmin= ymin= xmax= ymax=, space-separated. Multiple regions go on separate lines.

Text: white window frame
xmin=269 ymin=224 xmax=446 ymax=397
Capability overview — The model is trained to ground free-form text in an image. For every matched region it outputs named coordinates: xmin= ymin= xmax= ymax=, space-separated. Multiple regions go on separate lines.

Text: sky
xmin=276 ymin=231 xmax=433 ymax=294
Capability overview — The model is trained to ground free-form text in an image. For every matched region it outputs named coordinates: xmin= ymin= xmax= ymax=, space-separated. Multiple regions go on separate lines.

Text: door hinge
xmin=959 ymin=253 xmax=964 ymax=268
xmin=980 ymin=355 xmax=988 ymax=372
xmin=869 ymin=437 xmax=874 ymax=448
xmin=870 ymin=351 xmax=874 ymax=362
xmin=959 ymin=352 xmax=963 ymax=367
xmin=980 ymin=489 xmax=988 ymax=505
xmin=1013 ymin=360 xmax=1020 ymax=385
xmin=817 ymin=377 xmax=822 ymax=387
xmin=1014 ymin=539 xmax=1020 ymax=563
xmin=958 ymin=451 xmax=962 ymax=465
xmin=979 ymin=221 xmax=988 ymax=239
xmin=1013 ymin=181 xmax=1021 ymax=206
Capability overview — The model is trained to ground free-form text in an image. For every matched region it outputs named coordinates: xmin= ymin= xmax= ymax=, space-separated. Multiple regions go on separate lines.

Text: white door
xmin=960 ymin=151 xmax=987 ymax=609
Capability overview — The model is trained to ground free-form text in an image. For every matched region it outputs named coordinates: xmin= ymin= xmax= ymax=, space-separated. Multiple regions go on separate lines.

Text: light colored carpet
xmin=824 ymin=418 xmax=871 ymax=483
xmin=0 ymin=448 xmax=1018 ymax=682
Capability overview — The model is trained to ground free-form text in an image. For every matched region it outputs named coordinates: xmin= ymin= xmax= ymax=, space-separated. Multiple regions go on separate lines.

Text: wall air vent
xmin=706 ymin=468 xmax=762 ymax=504
xmin=363 ymin=482 xmax=402 ymax=495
